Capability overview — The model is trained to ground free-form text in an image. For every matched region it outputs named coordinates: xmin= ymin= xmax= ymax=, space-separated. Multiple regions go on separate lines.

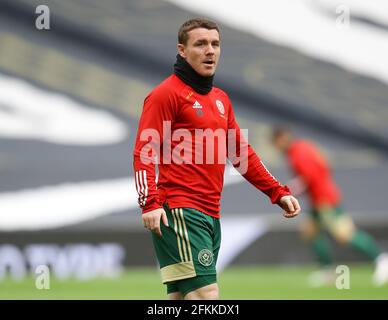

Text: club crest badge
xmin=198 ymin=249 xmax=213 ymax=267
xmin=216 ymin=100 xmax=225 ymax=115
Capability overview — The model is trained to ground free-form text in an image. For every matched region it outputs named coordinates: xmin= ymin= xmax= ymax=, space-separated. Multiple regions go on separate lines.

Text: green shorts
xmin=311 ymin=206 xmax=343 ymax=222
xmin=310 ymin=206 xmax=353 ymax=231
xmin=151 ymin=204 xmax=221 ymax=296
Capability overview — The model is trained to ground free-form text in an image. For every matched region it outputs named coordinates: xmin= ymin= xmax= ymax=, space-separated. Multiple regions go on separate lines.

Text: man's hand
xmin=279 ymin=195 xmax=301 ymax=218
xmin=142 ymin=208 xmax=169 ymax=237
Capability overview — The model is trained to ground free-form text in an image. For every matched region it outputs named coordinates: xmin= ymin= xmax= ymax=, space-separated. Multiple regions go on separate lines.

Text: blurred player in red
xmin=272 ymin=126 xmax=388 ymax=286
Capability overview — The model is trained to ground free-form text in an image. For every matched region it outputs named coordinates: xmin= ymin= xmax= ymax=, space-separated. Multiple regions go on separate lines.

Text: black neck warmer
xmin=173 ymin=54 xmax=214 ymax=95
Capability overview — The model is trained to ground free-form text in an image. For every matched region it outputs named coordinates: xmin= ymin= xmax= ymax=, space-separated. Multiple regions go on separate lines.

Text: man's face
xmin=273 ymin=132 xmax=292 ymax=153
xmin=178 ymin=28 xmax=221 ymax=77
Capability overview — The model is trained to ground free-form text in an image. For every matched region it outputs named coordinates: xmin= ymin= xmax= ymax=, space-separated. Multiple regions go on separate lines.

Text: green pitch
xmin=1 ymin=264 xmax=387 ymax=299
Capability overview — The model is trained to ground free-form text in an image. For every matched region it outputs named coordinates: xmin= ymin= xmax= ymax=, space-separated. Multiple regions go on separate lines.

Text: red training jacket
xmin=133 ymin=74 xmax=290 ymax=218
xmin=287 ymin=140 xmax=341 ymax=207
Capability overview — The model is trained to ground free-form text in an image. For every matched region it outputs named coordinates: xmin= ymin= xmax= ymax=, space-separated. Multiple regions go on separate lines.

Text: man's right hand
xmin=279 ymin=195 xmax=301 ymax=218
xmin=142 ymin=208 xmax=169 ymax=237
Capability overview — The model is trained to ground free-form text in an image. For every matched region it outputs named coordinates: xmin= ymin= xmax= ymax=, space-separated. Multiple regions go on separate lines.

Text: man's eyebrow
xmin=194 ymin=38 xmax=220 ymax=44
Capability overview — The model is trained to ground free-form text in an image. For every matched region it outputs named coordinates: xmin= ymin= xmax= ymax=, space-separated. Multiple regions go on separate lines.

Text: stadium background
xmin=0 ymin=0 xmax=388 ymax=299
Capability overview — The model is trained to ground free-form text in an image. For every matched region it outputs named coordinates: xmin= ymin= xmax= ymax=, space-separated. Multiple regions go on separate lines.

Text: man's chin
xmin=199 ymin=69 xmax=216 ymax=77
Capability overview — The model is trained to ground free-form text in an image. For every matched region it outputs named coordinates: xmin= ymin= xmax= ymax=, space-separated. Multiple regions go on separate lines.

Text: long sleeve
xmin=133 ymin=86 xmax=177 ymax=214
xmin=226 ymin=102 xmax=291 ymax=205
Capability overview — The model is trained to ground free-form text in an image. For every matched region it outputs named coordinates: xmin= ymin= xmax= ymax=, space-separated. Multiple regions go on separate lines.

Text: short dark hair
xmin=178 ymin=18 xmax=220 ymax=45
xmin=271 ymin=126 xmax=292 ymax=142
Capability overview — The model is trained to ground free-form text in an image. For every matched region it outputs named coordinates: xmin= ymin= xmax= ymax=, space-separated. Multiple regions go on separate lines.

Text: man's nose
xmin=205 ymin=44 xmax=215 ymax=55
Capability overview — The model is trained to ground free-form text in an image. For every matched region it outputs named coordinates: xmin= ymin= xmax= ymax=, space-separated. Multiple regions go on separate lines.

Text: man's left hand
xmin=279 ymin=195 xmax=301 ymax=218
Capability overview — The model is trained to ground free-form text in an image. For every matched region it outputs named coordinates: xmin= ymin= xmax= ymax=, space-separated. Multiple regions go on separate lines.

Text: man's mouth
xmin=203 ymin=60 xmax=215 ymax=66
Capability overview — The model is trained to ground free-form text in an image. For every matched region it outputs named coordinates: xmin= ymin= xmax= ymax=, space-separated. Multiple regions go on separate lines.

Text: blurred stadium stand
xmin=0 ymin=0 xmax=387 ymax=278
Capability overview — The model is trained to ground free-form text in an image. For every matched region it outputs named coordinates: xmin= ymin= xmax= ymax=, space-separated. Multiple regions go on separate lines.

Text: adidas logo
xmin=192 ymin=100 xmax=203 ymax=109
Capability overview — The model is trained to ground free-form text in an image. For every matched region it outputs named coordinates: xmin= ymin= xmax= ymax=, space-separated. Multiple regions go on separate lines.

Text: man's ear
xmin=177 ymin=44 xmax=186 ymax=59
